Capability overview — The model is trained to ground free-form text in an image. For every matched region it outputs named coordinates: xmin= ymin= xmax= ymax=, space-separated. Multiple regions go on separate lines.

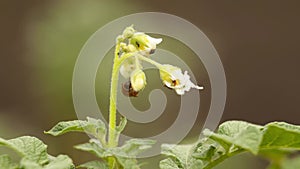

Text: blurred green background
xmin=1 ymin=0 xmax=300 ymax=168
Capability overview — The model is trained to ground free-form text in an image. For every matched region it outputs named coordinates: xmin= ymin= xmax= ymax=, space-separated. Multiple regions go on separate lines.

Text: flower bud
xmin=122 ymin=25 xmax=135 ymax=39
xmin=120 ymin=43 xmax=137 ymax=53
xmin=130 ymin=69 xmax=147 ymax=92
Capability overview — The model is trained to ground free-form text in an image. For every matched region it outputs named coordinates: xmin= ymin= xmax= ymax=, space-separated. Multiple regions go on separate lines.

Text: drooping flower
xmin=159 ymin=64 xmax=203 ymax=95
xmin=129 ymin=32 xmax=162 ymax=56
xmin=119 ymin=31 xmax=161 ymax=79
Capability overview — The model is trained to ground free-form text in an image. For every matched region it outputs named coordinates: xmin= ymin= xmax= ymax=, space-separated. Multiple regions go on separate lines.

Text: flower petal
xmin=159 ymin=64 xmax=203 ymax=95
xmin=129 ymin=32 xmax=162 ymax=56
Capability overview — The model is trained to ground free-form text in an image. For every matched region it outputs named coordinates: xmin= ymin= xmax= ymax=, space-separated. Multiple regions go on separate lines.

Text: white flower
xmin=159 ymin=64 xmax=203 ymax=95
xmin=129 ymin=32 xmax=162 ymax=56
xmin=119 ymin=32 xmax=162 ymax=79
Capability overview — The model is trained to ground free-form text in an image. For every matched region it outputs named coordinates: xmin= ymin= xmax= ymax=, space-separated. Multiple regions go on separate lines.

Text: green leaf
xmin=160 ymin=120 xmax=300 ymax=169
xmin=44 ymin=155 xmax=75 ymax=169
xmin=204 ymin=121 xmax=263 ymax=154
xmin=159 ymin=158 xmax=182 ymax=169
xmin=0 ymin=136 xmax=48 ymax=165
xmin=114 ymin=117 xmax=127 ymax=144
xmin=217 ymin=121 xmax=262 ymax=137
xmin=160 ymin=144 xmax=203 ymax=169
xmin=114 ymin=157 xmax=140 ymax=169
xmin=193 ymin=144 xmax=217 ymax=160
xmin=161 ymin=144 xmax=191 ymax=168
xmin=260 ymin=122 xmax=300 ymax=150
xmin=85 ymin=117 xmax=107 ymax=143
xmin=75 ymin=139 xmax=112 ymax=158
xmin=20 ymin=158 xmax=43 ymax=169
xmin=45 ymin=120 xmax=85 ymax=135
xmin=116 ymin=117 xmax=127 ymax=134
xmin=113 ymin=139 xmax=155 ymax=169
xmin=78 ymin=161 xmax=108 ymax=169
xmin=114 ymin=139 xmax=156 ymax=158
xmin=45 ymin=117 xmax=107 ymax=144
xmin=0 ymin=136 xmax=75 ymax=169
xmin=0 ymin=155 xmax=18 ymax=169
xmin=76 ymin=138 xmax=155 ymax=169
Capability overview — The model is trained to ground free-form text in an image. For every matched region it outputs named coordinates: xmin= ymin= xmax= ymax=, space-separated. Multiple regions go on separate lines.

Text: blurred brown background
xmin=1 ymin=0 xmax=300 ymax=168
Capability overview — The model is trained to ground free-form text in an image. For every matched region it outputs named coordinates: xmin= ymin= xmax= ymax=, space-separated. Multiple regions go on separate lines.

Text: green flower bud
xmin=122 ymin=25 xmax=135 ymax=39
xmin=120 ymin=42 xmax=137 ymax=53
xmin=130 ymin=69 xmax=147 ymax=92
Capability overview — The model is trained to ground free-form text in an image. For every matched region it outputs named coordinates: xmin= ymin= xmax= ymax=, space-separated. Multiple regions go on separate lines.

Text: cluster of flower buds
xmin=118 ymin=26 xmax=203 ymax=97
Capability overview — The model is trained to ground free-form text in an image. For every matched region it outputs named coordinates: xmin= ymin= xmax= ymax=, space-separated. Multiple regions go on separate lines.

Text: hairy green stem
xmin=107 ymin=48 xmax=143 ymax=169
xmin=107 ymin=43 xmax=121 ymax=169
xmin=136 ymin=54 xmax=163 ymax=68
xmin=108 ymin=51 xmax=140 ymax=148
xmin=108 ymin=43 xmax=121 ymax=148
xmin=106 ymin=47 xmax=161 ymax=169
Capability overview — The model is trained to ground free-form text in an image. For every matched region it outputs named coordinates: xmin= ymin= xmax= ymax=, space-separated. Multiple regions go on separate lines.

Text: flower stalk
xmin=106 ymin=25 xmax=203 ymax=168
xmin=108 ymin=43 xmax=121 ymax=148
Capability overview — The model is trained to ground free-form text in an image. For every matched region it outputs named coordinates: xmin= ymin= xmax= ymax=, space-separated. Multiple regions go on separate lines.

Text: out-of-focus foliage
xmin=0 ymin=136 xmax=74 ymax=169
xmin=160 ymin=121 xmax=300 ymax=169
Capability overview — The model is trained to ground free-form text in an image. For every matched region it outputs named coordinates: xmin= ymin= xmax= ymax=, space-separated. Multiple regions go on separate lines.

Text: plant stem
xmin=106 ymin=45 xmax=161 ymax=168
xmin=136 ymin=54 xmax=163 ymax=68
xmin=107 ymin=43 xmax=121 ymax=169
xmin=108 ymin=43 xmax=121 ymax=148
xmin=107 ymin=45 xmax=139 ymax=168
